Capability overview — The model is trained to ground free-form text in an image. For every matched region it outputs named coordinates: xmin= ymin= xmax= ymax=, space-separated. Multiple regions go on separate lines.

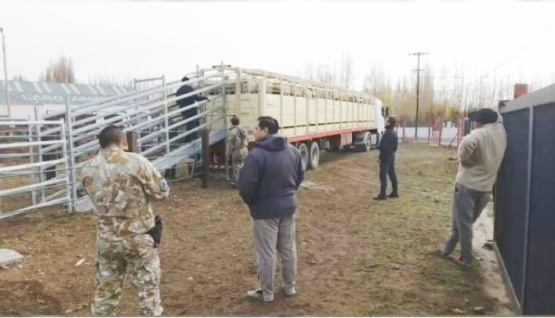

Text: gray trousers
xmin=252 ymin=214 xmax=297 ymax=302
xmin=442 ymin=183 xmax=490 ymax=265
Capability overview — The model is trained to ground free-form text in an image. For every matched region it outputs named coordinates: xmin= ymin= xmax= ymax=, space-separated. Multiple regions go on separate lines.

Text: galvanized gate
xmin=1 ymin=64 xmax=232 ymax=217
xmin=0 ymin=119 xmax=72 ymax=219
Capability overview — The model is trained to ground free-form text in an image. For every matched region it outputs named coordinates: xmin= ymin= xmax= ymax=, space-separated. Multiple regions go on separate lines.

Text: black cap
xmin=471 ymin=108 xmax=498 ymax=124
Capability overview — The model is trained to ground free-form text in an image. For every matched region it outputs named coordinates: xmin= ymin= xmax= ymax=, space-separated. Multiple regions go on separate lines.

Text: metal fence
xmin=495 ymin=83 xmax=555 ymax=315
xmin=1 ymin=64 xmax=231 ymax=218
xmin=0 ymin=120 xmax=71 ymax=219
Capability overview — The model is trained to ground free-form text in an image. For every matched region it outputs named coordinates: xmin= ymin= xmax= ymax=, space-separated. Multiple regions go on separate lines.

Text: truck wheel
xmin=354 ymin=132 xmax=371 ymax=152
xmin=297 ymin=143 xmax=309 ymax=171
xmin=363 ymin=132 xmax=372 ymax=152
xmin=371 ymin=132 xmax=380 ymax=149
xmin=308 ymin=141 xmax=320 ymax=170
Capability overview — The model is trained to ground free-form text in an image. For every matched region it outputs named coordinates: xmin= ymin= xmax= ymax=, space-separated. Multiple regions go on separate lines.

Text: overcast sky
xmin=1 ymin=1 xmax=555 ymax=89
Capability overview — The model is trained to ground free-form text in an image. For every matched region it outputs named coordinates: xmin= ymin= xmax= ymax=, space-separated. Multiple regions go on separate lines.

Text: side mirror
xmin=382 ymin=107 xmax=390 ymax=118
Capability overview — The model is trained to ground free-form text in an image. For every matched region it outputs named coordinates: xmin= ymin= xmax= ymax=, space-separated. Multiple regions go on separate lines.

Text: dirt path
xmin=0 ymin=143 xmax=513 ymax=315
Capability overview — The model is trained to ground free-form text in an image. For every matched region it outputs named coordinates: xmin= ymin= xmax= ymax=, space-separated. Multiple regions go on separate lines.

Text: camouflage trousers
xmin=91 ymin=234 xmax=162 ymax=316
xmin=230 ymin=148 xmax=248 ymax=184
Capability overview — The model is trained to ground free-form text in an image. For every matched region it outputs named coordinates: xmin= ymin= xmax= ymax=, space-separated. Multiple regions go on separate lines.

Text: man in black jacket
xmin=238 ymin=116 xmax=304 ymax=302
xmin=374 ymin=116 xmax=399 ymax=200
xmin=176 ymin=76 xmax=208 ymax=143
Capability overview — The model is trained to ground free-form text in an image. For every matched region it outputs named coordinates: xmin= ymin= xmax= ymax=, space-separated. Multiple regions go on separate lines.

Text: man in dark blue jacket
xmin=176 ymin=76 xmax=208 ymax=143
xmin=374 ymin=116 xmax=399 ymax=200
xmin=238 ymin=116 xmax=304 ymax=302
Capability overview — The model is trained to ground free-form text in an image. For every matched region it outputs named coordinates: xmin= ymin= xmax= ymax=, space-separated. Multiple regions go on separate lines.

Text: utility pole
xmin=409 ymin=51 xmax=428 ymax=139
xmin=0 ymin=28 xmax=11 ymax=118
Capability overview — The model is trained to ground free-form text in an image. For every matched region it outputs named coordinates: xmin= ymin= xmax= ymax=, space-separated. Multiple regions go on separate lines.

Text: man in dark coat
xmin=238 ymin=116 xmax=304 ymax=302
xmin=374 ymin=116 xmax=399 ymax=200
xmin=176 ymin=76 xmax=208 ymax=143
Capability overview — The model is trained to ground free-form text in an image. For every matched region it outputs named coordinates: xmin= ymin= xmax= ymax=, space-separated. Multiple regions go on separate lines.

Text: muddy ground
xmin=0 ymin=143 xmax=514 ymax=316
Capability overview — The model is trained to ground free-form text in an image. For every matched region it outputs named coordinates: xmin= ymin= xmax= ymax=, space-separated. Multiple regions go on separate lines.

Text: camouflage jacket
xmin=227 ymin=125 xmax=248 ymax=154
xmin=80 ymin=146 xmax=170 ymax=241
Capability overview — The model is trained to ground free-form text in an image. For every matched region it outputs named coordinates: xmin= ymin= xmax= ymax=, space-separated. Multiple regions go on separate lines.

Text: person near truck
xmin=238 ymin=116 xmax=304 ymax=302
xmin=80 ymin=125 xmax=170 ymax=315
xmin=438 ymin=108 xmax=506 ymax=268
xmin=227 ymin=116 xmax=249 ymax=187
xmin=176 ymin=76 xmax=209 ymax=143
xmin=374 ymin=116 xmax=399 ymax=200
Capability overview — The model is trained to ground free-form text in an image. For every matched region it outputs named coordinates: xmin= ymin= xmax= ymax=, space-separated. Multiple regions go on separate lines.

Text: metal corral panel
xmin=496 ymin=83 xmax=555 ymax=314
xmin=494 ymin=108 xmax=529 ymax=308
xmin=524 ymin=102 xmax=555 ymax=314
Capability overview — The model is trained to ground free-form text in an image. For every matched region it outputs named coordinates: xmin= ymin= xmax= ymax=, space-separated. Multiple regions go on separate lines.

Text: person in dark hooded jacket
xmin=238 ymin=116 xmax=304 ymax=303
xmin=176 ymin=76 xmax=208 ymax=143
xmin=374 ymin=116 xmax=399 ymax=200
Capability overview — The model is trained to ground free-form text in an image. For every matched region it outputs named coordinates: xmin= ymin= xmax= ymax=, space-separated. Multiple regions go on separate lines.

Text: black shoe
xmin=388 ymin=192 xmax=399 ymax=198
xmin=373 ymin=195 xmax=386 ymax=201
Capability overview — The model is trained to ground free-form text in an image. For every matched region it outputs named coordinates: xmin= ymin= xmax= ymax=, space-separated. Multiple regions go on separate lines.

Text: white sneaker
xmin=283 ymin=287 xmax=297 ymax=297
xmin=246 ymin=289 xmax=273 ymax=302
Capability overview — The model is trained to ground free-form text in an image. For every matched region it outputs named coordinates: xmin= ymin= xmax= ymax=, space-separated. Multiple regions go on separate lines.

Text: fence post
xmin=463 ymin=116 xmax=471 ymax=136
xmin=162 ymin=75 xmax=170 ymax=155
xmin=34 ymin=106 xmax=46 ymax=202
xmin=457 ymin=117 xmax=463 ymax=147
xmin=402 ymin=120 xmax=406 ymax=143
xmin=221 ymin=61 xmax=230 ymax=182
xmin=438 ymin=120 xmax=443 ymax=147
xmin=65 ymin=98 xmax=76 ymax=213
xmin=27 ymin=118 xmax=37 ymax=206
xmin=60 ymin=119 xmax=73 ymax=213
xmin=201 ymin=128 xmax=210 ymax=188
xmin=126 ymin=131 xmax=140 ymax=153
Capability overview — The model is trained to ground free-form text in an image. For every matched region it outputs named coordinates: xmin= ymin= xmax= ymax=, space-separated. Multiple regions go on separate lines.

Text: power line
xmin=433 ymin=20 xmax=555 ymax=94
xmin=423 ymin=71 xmax=555 ymax=80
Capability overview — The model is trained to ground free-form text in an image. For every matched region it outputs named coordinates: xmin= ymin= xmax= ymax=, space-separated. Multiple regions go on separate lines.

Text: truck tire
xmin=354 ymin=132 xmax=372 ymax=152
xmin=363 ymin=132 xmax=372 ymax=152
xmin=297 ymin=143 xmax=309 ymax=171
xmin=308 ymin=141 xmax=320 ymax=170
xmin=371 ymin=132 xmax=380 ymax=149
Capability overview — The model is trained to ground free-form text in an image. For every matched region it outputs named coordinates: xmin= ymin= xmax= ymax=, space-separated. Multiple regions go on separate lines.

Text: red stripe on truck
xmin=287 ymin=127 xmax=374 ymax=143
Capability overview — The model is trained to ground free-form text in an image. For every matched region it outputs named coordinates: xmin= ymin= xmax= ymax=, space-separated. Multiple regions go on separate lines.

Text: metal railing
xmin=0 ymin=119 xmax=71 ymax=219
xmin=1 ymin=63 xmax=231 ymax=218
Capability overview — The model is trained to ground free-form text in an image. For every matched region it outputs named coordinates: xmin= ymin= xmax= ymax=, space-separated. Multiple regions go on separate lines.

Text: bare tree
xmin=299 ymin=61 xmax=315 ymax=81
xmin=40 ymin=56 xmax=75 ymax=83
xmin=87 ymin=74 xmax=134 ymax=87
xmin=339 ymin=52 xmax=355 ymax=89
xmin=316 ymin=64 xmax=336 ymax=85
xmin=363 ymin=62 xmax=393 ymax=108
xmin=418 ymin=63 xmax=436 ymax=123
xmin=12 ymin=74 xmax=26 ymax=81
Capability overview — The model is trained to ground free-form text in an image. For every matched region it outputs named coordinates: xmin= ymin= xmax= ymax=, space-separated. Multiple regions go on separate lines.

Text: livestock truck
xmin=202 ymin=66 xmax=388 ymax=171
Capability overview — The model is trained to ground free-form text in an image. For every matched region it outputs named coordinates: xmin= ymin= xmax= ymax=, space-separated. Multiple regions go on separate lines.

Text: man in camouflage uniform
xmin=80 ymin=125 xmax=169 ymax=316
xmin=227 ymin=116 xmax=249 ymax=187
